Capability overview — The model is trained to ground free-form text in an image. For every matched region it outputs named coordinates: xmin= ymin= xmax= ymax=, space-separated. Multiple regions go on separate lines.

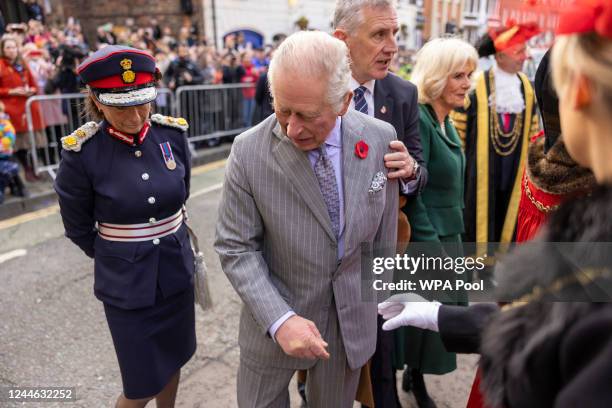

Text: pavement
xmin=0 ymin=156 xmax=477 ymax=407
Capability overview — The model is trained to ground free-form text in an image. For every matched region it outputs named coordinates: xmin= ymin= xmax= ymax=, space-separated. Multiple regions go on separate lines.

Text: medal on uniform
xmin=159 ymin=142 xmax=176 ymax=170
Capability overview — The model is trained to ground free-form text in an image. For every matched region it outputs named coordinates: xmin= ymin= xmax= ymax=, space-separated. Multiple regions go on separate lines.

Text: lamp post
xmin=211 ymin=0 xmax=218 ymax=49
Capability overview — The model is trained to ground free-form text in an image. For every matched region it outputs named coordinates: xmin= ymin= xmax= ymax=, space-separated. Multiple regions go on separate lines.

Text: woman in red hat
xmin=54 ymin=45 xmax=196 ymax=408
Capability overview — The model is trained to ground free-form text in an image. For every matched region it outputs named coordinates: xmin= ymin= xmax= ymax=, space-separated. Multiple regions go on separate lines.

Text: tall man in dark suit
xmin=332 ymin=0 xmax=427 ymax=406
xmin=333 ymin=0 xmax=426 ymax=194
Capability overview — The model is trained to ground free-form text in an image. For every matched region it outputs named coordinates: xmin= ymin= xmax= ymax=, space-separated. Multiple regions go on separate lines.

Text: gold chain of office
xmin=488 ymin=69 xmax=523 ymax=157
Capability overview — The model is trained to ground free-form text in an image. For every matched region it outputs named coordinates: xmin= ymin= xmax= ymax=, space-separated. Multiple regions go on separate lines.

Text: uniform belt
xmin=97 ymin=209 xmax=183 ymax=242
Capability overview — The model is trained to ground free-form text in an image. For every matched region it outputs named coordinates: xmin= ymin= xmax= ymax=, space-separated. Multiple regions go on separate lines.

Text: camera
xmin=58 ymin=45 xmax=86 ymax=68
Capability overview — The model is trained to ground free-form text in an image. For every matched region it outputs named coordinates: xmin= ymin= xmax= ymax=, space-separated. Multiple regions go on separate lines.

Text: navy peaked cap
xmin=77 ymin=45 xmax=156 ymax=88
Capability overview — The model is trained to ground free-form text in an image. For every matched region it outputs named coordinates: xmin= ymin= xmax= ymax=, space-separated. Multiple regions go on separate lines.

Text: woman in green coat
xmin=393 ymin=37 xmax=479 ymax=407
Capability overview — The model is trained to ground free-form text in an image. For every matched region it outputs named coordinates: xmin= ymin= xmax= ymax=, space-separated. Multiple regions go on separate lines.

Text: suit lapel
xmin=271 ymin=121 xmax=337 ymax=242
xmin=374 ymin=77 xmax=395 ymax=125
xmin=422 ymin=104 xmax=462 ymax=149
xmin=341 ymin=111 xmax=368 ymax=250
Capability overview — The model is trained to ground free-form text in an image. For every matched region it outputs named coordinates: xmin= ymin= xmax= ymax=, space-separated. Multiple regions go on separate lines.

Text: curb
xmin=0 ymin=144 xmax=232 ymax=221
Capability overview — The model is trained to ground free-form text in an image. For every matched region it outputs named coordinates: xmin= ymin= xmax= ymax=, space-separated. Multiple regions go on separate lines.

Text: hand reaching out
xmin=275 ymin=315 xmax=330 ymax=360
xmin=378 ymin=293 xmax=441 ymax=331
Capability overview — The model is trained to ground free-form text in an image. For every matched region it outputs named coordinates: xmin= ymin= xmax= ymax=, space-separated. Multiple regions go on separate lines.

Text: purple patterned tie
xmin=314 ymin=145 xmax=340 ymax=239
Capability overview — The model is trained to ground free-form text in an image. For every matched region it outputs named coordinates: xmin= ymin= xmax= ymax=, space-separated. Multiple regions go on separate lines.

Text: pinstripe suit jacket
xmin=214 ymin=110 xmax=398 ymax=370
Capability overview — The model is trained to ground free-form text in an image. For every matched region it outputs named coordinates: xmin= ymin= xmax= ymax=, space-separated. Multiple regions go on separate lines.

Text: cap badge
xmin=122 ymin=70 xmax=136 ymax=83
xmin=120 ymin=59 xmax=133 ymax=70
xmin=120 ymin=58 xmax=136 ymax=84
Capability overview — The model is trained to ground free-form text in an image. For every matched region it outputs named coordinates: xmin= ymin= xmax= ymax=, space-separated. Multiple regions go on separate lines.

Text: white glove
xmin=378 ymin=293 xmax=441 ymax=332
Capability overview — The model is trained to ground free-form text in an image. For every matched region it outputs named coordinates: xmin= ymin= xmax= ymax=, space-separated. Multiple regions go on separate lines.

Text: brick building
xmin=46 ymin=0 xmax=203 ymax=46
xmin=420 ymin=0 xmax=464 ymax=41
xmin=8 ymin=0 xmax=422 ymax=50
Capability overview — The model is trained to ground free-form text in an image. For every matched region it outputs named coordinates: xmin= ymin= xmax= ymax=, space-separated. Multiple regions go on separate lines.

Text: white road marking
xmin=191 ymin=159 xmax=226 ymax=175
xmin=0 ymin=249 xmax=27 ymax=264
xmin=191 ymin=182 xmax=224 ymax=198
xmin=0 ymin=205 xmax=60 ymax=230
xmin=0 ymin=162 xmax=225 ymax=230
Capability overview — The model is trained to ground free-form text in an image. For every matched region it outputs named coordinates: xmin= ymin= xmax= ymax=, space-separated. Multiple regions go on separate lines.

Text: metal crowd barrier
xmin=26 ymin=88 xmax=175 ymax=178
xmin=174 ymin=83 xmax=256 ymax=144
xmin=154 ymin=87 xmax=175 ymax=117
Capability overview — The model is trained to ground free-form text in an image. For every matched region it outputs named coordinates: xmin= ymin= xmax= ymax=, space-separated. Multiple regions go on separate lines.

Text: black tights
xmin=15 ymin=149 xmax=29 ymax=169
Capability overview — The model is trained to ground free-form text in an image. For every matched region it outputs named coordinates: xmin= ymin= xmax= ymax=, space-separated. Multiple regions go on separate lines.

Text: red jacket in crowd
xmin=239 ymin=65 xmax=258 ymax=99
xmin=0 ymin=57 xmax=45 ymax=133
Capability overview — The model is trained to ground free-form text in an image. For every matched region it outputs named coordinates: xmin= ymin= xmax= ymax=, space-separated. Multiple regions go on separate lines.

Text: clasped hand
xmin=385 ymin=140 xmax=416 ymax=180
xmin=9 ymin=87 xmax=35 ymax=97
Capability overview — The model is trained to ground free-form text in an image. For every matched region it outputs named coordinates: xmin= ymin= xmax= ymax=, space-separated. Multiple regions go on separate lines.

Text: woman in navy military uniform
xmin=54 ymin=45 xmax=195 ymax=407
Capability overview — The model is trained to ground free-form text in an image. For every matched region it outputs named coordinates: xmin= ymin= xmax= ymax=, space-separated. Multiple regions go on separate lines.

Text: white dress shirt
xmin=349 ymin=77 xmax=376 ymax=117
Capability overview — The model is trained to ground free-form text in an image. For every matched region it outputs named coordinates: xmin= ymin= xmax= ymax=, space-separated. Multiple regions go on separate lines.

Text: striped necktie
xmin=353 ymin=86 xmax=369 ymax=115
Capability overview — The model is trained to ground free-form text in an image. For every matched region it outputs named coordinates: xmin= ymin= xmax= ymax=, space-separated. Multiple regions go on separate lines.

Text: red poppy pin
xmin=355 ymin=140 xmax=368 ymax=159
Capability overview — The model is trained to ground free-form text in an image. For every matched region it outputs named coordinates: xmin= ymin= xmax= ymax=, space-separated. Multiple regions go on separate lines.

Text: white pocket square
xmin=369 ymin=171 xmax=386 ymax=194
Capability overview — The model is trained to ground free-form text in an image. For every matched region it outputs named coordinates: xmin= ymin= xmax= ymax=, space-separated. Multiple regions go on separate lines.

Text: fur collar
xmin=527 ymin=136 xmax=596 ymax=195
xmin=480 ymin=185 xmax=612 ymax=408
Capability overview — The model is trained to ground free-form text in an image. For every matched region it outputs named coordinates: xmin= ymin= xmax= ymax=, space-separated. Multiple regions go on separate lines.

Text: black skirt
xmin=104 ymin=288 xmax=196 ymax=399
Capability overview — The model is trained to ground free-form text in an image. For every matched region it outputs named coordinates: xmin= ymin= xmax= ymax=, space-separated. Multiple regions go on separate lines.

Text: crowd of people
xmin=0 ymin=12 xmax=277 ymax=89
xmin=0 ymin=5 xmax=434 ymax=206
xmin=0 ymin=11 xmax=280 ymax=203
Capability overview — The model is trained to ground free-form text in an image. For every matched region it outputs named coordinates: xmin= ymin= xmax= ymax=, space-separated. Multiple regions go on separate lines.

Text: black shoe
xmin=297 ymin=380 xmax=307 ymax=407
xmin=411 ymin=369 xmax=437 ymax=408
xmin=9 ymin=175 xmax=29 ymax=198
xmin=402 ymin=368 xmax=413 ymax=393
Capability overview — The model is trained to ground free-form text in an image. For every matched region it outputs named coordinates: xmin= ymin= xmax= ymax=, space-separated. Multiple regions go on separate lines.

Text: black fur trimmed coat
xmin=479 ymin=185 xmax=612 ymax=408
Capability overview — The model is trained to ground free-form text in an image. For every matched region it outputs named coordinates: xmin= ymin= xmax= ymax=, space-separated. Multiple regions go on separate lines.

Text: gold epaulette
xmin=61 ymin=121 xmax=99 ymax=152
xmin=150 ymin=114 xmax=189 ymax=132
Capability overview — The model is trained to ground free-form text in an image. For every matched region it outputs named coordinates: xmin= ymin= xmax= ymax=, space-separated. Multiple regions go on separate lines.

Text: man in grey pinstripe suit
xmin=215 ymin=31 xmax=398 ymax=408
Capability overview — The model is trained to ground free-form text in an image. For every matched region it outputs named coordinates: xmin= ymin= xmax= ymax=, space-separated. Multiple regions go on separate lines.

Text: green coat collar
xmin=419 ymin=104 xmax=462 ymax=149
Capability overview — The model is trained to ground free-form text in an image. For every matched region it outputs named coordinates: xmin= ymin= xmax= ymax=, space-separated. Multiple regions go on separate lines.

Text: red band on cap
xmin=89 ymin=72 xmax=154 ymax=89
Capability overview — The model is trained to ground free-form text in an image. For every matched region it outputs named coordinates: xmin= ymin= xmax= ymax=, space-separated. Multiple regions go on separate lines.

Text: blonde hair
xmin=268 ymin=31 xmax=351 ymax=112
xmin=411 ymin=37 xmax=478 ymax=105
xmin=552 ymin=33 xmax=612 ymax=109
